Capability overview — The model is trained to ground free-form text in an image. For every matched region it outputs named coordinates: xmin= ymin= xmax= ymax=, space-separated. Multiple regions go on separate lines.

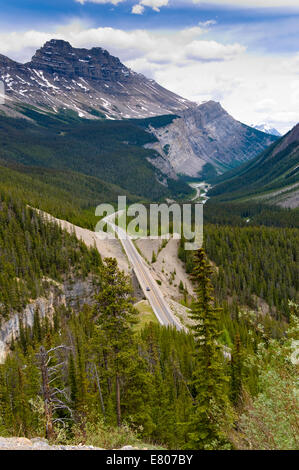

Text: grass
xmin=134 ymin=300 xmax=159 ymax=331
xmin=53 ymin=419 xmax=165 ymax=449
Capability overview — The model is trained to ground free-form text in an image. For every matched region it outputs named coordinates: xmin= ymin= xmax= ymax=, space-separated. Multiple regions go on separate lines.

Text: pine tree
xmin=68 ymin=352 xmax=78 ymax=408
xmin=33 ymin=309 xmax=42 ymax=344
xmin=94 ymin=258 xmax=139 ymax=427
xmin=187 ymin=249 xmax=232 ymax=450
xmin=230 ymin=333 xmax=243 ymax=405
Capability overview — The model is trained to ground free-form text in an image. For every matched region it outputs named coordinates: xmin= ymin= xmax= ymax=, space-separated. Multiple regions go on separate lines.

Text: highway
xmin=99 ymin=212 xmax=183 ymax=330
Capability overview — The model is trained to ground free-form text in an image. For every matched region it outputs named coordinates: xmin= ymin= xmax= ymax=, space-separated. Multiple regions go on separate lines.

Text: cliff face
xmin=29 ymin=39 xmax=133 ymax=82
xmin=146 ymin=101 xmax=278 ymax=176
xmin=0 ymin=271 xmax=145 ymax=363
xmin=0 ymin=278 xmax=94 ymax=363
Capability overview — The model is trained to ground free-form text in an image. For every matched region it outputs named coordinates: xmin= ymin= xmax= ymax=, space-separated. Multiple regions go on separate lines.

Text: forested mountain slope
xmin=209 ymin=123 xmax=299 ymax=208
xmin=0 ymin=246 xmax=297 ymax=450
xmin=0 ymin=189 xmax=101 ymax=320
xmin=0 ymin=173 xmax=298 ymax=450
xmin=0 ymin=109 xmax=192 ymax=206
xmin=179 ymin=224 xmax=299 ymax=320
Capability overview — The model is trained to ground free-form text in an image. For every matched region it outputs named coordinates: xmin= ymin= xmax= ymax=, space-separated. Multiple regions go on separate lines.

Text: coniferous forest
xmin=0 ymin=186 xmax=298 ymax=450
xmin=0 ymin=5 xmax=298 ymax=452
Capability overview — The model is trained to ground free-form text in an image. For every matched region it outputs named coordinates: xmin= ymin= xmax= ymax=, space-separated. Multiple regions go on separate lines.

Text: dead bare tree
xmin=93 ymin=363 xmax=106 ymax=419
xmin=86 ymin=362 xmax=106 ymax=419
xmin=36 ymin=345 xmax=73 ymax=440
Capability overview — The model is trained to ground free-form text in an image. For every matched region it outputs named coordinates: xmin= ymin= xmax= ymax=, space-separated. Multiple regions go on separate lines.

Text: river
xmin=189 ymin=181 xmax=211 ymax=204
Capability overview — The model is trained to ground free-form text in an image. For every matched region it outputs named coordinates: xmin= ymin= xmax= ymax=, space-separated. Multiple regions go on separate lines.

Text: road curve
xmin=99 ymin=212 xmax=183 ymax=331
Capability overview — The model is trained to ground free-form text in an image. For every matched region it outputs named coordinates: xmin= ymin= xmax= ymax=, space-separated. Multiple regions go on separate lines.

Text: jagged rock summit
xmin=0 ymin=39 xmax=279 ymax=175
xmin=29 ymin=39 xmax=133 ymax=81
xmin=1 ymin=39 xmax=193 ymax=119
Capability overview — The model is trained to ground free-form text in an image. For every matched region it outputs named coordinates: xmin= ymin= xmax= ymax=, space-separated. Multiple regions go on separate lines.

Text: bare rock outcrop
xmin=146 ymin=101 xmax=278 ymax=176
xmin=0 ymin=278 xmax=94 ymax=363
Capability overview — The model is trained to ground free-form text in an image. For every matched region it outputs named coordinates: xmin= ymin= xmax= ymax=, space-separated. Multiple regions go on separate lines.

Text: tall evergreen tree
xmin=94 ymin=258 xmax=139 ymax=427
xmin=187 ymin=249 xmax=233 ymax=449
xmin=230 ymin=333 xmax=243 ymax=405
xmin=68 ymin=352 xmax=78 ymax=408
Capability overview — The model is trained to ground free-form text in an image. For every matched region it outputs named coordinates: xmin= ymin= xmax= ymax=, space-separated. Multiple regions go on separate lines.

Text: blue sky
xmin=0 ymin=0 xmax=298 ymax=132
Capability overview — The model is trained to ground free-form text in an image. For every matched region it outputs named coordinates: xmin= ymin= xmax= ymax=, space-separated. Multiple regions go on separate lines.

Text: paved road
xmin=100 ymin=212 xmax=183 ymax=330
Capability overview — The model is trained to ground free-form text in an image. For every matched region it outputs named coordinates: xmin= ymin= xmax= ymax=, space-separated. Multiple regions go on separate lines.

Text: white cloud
xmin=75 ymin=0 xmax=125 ymax=4
xmin=192 ymin=0 xmax=299 ymax=7
xmin=179 ymin=25 xmax=205 ymax=39
xmin=0 ymin=22 xmax=244 ymax=64
xmin=132 ymin=0 xmax=169 ymax=14
xmin=0 ymin=30 xmax=53 ymax=57
xmin=132 ymin=4 xmax=145 ymax=14
xmin=75 ymin=0 xmax=299 ymax=6
xmin=150 ymin=54 xmax=298 ymax=133
xmin=254 ymin=99 xmax=277 ymax=113
xmin=74 ymin=0 xmax=299 ymax=13
xmin=76 ymin=0 xmax=169 ymax=10
xmin=139 ymin=0 xmax=169 ymax=12
xmin=198 ymin=20 xmax=217 ymax=27
xmin=0 ymin=21 xmax=297 ymax=133
xmin=185 ymin=40 xmax=245 ymax=61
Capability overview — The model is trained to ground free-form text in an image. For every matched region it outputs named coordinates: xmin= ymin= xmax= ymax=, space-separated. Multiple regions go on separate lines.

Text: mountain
xmin=0 ymin=110 xmax=192 ymax=216
xmin=253 ymin=123 xmax=281 ymax=137
xmin=209 ymin=123 xmax=299 ymax=208
xmin=142 ymin=101 xmax=278 ymax=176
xmin=0 ymin=39 xmax=278 ymax=178
xmin=0 ymin=39 xmax=193 ymax=120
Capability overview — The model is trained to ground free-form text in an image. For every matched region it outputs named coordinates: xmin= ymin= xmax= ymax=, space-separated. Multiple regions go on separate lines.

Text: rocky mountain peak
xmin=0 ymin=39 xmax=193 ymax=119
xmin=196 ymin=100 xmax=227 ymax=120
xmin=200 ymin=100 xmax=226 ymax=112
xmin=27 ymin=38 xmax=129 ymax=81
xmin=180 ymin=100 xmax=228 ymax=129
xmin=40 ymin=38 xmax=73 ymax=51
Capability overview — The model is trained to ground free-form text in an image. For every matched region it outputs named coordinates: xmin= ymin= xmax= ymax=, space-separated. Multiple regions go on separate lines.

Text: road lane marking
xmin=104 ymin=218 xmax=182 ymax=330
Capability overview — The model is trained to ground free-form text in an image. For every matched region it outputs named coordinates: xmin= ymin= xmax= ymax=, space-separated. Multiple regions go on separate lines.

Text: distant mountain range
xmin=0 ymin=39 xmax=279 ymax=179
xmin=253 ymin=123 xmax=281 ymax=137
xmin=209 ymin=123 xmax=299 ymax=208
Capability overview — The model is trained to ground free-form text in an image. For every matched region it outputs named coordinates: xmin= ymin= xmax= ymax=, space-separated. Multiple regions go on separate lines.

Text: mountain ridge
xmin=144 ymin=100 xmax=278 ymax=175
xmin=0 ymin=39 xmax=194 ymax=120
xmin=209 ymin=123 xmax=299 ymax=208
xmin=0 ymin=39 xmax=279 ymax=176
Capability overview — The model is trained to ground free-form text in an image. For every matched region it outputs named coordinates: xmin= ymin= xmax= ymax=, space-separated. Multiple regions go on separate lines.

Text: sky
xmin=0 ymin=1 xmax=298 ymax=133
